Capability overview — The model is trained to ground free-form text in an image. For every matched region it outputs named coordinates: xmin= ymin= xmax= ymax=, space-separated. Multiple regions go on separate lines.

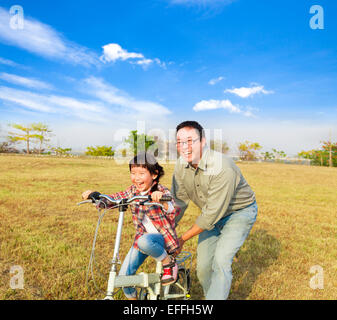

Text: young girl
xmin=82 ymin=152 xmax=180 ymax=300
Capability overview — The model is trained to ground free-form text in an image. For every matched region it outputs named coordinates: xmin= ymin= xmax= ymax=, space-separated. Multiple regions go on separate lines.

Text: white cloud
xmin=153 ymin=58 xmax=167 ymax=69
xmin=0 ymin=72 xmax=53 ymax=90
xmin=100 ymin=43 xmax=144 ymax=63
xmin=0 ymin=56 xmax=30 ymax=70
xmin=208 ymin=76 xmax=224 ymax=85
xmin=193 ymin=99 xmax=257 ymax=117
xmin=0 ymin=74 xmax=172 ymax=123
xmin=83 ymin=77 xmax=171 ymax=115
xmin=0 ymin=7 xmax=98 ymax=66
xmin=132 ymin=58 xmax=153 ymax=66
xmin=0 ymin=86 xmax=53 ymax=113
xmin=193 ymin=99 xmax=241 ymax=113
xmin=0 ymin=85 xmax=108 ymax=122
xmin=225 ymin=85 xmax=273 ymax=98
xmin=243 ymin=109 xmax=258 ymax=118
xmin=100 ymin=43 xmax=165 ymax=69
xmin=0 ymin=56 xmax=18 ymax=67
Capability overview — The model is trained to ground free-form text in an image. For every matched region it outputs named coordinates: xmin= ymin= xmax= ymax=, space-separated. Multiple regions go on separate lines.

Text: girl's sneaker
xmin=161 ymin=257 xmax=178 ymax=286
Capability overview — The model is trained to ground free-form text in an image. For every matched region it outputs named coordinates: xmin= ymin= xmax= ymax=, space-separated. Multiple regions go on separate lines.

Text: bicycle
xmin=77 ymin=193 xmax=192 ymax=300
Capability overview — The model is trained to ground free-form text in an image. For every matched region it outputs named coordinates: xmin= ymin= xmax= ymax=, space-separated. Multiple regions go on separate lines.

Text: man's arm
xmin=181 ymin=223 xmax=204 ymax=241
xmin=175 ymin=223 xmax=204 ymax=256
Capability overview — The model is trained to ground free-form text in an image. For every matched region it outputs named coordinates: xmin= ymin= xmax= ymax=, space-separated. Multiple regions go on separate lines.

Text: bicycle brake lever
xmin=77 ymin=200 xmax=94 ymax=206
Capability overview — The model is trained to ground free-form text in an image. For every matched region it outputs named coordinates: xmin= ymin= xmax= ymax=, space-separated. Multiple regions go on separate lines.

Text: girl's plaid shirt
xmin=107 ymin=184 xmax=181 ymax=254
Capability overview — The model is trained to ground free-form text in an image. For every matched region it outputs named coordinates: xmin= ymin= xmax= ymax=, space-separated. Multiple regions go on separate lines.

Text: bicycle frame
xmin=105 ymin=203 xmax=162 ymax=300
xmin=78 ymin=194 xmax=192 ymax=300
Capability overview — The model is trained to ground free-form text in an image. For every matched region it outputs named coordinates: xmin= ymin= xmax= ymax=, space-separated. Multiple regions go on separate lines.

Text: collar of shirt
xmin=131 ymin=181 xmax=156 ymax=195
xmin=182 ymin=146 xmax=210 ymax=171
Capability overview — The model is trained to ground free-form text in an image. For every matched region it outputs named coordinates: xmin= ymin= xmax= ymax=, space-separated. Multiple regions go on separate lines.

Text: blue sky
xmin=0 ymin=0 xmax=336 ymax=155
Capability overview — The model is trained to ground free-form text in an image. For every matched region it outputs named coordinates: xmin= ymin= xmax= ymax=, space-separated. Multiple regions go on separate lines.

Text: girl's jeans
xmin=118 ymin=233 xmax=167 ymax=299
xmin=197 ymin=201 xmax=258 ymax=300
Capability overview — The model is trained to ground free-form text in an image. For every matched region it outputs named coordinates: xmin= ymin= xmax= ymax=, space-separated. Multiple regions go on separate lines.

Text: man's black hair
xmin=176 ymin=121 xmax=205 ymax=141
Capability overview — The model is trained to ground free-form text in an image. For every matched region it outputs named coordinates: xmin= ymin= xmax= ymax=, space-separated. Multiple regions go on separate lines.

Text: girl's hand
xmin=151 ymin=191 xmax=169 ymax=211
xmin=82 ymin=190 xmax=93 ymax=200
xmin=151 ymin=191 xmax=163 ymax=203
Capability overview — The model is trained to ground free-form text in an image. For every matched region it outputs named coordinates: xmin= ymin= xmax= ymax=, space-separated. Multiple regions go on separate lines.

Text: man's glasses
xmin=176 ymin=137 xmax=200 ymax=147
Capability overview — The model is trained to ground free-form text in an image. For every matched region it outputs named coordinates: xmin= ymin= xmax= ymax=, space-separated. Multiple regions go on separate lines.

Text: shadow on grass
xmin=229 ymin=229 xmax=281 ymax=300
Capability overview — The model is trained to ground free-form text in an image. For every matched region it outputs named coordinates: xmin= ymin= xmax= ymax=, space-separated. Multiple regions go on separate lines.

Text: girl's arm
xmin=151 ymin=191 xmax=169 ymax=211
xmin=151 ymin=188 xmax=181 ymax=222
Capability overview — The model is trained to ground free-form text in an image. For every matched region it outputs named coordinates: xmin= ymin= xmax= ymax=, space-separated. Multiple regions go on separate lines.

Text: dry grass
xmin=0 ymin=155 xmax=336 ymax=300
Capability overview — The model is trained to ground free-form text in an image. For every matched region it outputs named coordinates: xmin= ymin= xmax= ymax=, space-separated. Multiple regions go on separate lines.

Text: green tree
xmin=85 ymin=145 xmax=115 ymax=157
xmin=272 ymin=148 xmax=287 ymax=159
xmin=120 ymin=148 xmax=128 ymax=157
xmin=261 ymin=151 xmax=275 ymax=161
xmin=238 ymin=141 xmax=262 ymax=161
xmin=52 ymin=147 xmax=72 ymax=156
xmin=210 ymin=140 xmax=229 ymax=154
xmin=298 ymin=141 xmax=337 ymax=167
xmin=31 ymin=123 xmax=52 ymax=154
xmin=8 ymin=123 xmax=37 ymax=154
xmin=125 ymin=130 xmax=157 ymax=156
xmin=321 ymin=140 xmax=337 ymax=167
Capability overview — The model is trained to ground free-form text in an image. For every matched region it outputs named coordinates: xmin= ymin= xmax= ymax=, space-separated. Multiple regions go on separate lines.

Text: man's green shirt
xmin=171 ymin=147 xmax=256 ymax=230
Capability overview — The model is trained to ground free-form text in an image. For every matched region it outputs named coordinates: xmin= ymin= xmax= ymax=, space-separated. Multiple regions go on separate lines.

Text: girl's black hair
xmin=129 ymin=152 xmax=164 ymax=192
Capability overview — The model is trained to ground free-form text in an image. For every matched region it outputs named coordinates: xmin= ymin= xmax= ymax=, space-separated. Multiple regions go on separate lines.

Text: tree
xmin=321 ymin=140 xmax=337 ymax=167
xmin=238 ymin=141 xmax=262 ymax=161
xmin=261 ymin=151 xmax=275 ymax=161
xmin=0 ymin=141 xmax=19 ymax=153
xmin=85 ymin=145 xmax=115 ymax=157
xmin=210 ymin=140 xmax=229 ymax=154
xmin=261 ymin=148 xmax=286 ymax=161
xmin=51 ymin=147 xmax=72 ymax=156
xmin=298 ymin=141 xmax=337 ymax=167
xmin=272 ymin=148 xmax=287 ymax=159
xmin=7 ymin=122 xmax=52 ymax=154
xmin=8 ymin=123 xmax=37 ymax=154
xmin=31 ymin=123 xmax=52 ymax=154
xmin=125 ymin=130 xmax=157 ymax=156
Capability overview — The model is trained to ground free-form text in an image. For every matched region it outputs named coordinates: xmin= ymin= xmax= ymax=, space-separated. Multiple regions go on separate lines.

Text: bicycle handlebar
xmin=77 ymin=194 xmax=172 ymax=208
xmin=102 ymin=194 xmax=172 ymax=203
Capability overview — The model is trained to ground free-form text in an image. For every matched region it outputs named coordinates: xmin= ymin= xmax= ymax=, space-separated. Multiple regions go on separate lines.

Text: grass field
xmin=0 ymin=155 xmax=336 ymax=300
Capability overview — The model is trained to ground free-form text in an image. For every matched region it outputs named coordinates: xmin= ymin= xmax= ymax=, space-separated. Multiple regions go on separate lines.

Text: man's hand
xmin=174 ymin=224 xmax=204 ymax=257
xmin=174 ymin=237 xmax=185 ymax=257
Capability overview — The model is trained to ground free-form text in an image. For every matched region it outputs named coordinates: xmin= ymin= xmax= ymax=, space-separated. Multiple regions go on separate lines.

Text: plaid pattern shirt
xmin=108 ymin=184 xmax=181 ymax=254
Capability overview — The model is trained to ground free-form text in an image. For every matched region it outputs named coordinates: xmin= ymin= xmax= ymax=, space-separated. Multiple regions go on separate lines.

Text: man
xmin=171 ymin=121 xmax=257 ymax=300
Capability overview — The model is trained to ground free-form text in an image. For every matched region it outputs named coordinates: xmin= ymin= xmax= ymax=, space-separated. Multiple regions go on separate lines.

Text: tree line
xmin=0 ymin=123 xmax=72 ymax=155
xmin=1 ymin=122 xmax=336 ymax=167
xmin=298 ymin=141 xmax=337 ymax=167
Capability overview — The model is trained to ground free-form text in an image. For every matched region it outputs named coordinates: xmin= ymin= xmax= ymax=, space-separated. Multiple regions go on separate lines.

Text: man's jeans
xmin=119 ymin=233 xmax=167 ymax=298
xmin=197 ymin=201 xmax=258 ymax=300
